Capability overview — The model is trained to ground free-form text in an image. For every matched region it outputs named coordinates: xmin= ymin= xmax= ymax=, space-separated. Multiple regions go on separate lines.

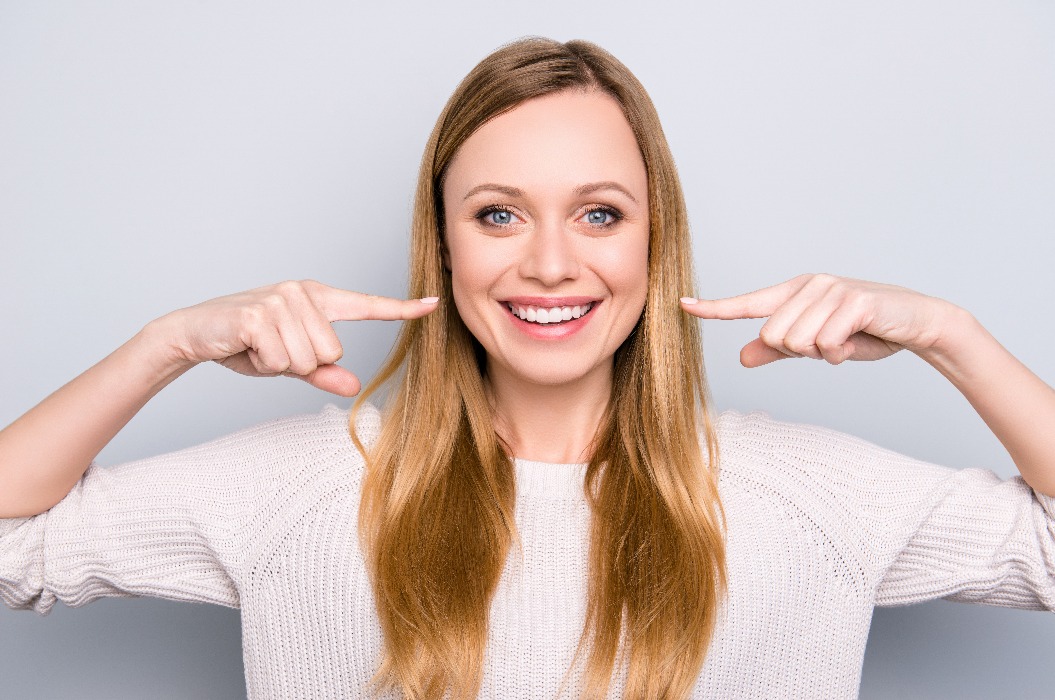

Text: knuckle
xmin=241 ymin=305 xmax=268 ymax=326
xmin=849 ymin=293 xmax=871 ymax=314
xmin=269 ymin=357 xmax=291 ymax=374
xmin=815 ymin=335 xmax=841 ymax=353
xmin=319 ymin=344 xmax=343 ymax=364
xmin=785 ymin=337 xmax=812 ymax=355
xmin=758 ymin=325 xmax=780 ymax=346
xmin=253 ymin=357 xmax=277 ymax=375
xmin=806 ymin=272 xmax=837 ymax=290
xmin=298 ymin=278 xmax=323 ymax=300
xmin=262 ymin=293 xmax=289 ymax=310
xmin=288 ymin=358 xmax=318 ymax=376
xmin=830 ymin=279 xmax=854 ymax=299
xmin=253 ymin=345 xmax=289 ymax=374
xmin=273 ymin=279 xmax=303 ymax=296
xmin=822 ymin=351 xmax=845 ymax=366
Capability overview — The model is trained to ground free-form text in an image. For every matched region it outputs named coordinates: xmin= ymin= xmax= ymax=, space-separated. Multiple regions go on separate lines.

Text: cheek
xmin=597 ymin=233 xmax=650 ymax=342
xmin=599 ymin=234 xmax=650 ymax=302
xmin=450 ymin=242 xmax=498 ymax=291
xmin=446 ymin=231 xmax=505 ymax=322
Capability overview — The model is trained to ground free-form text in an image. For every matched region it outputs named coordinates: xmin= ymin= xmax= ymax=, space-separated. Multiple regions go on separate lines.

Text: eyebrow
xmin=462 ymin=181 xmax=639 ymax=204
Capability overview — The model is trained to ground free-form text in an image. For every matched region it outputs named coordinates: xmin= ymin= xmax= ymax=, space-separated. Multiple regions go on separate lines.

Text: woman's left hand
xmin=680 ymin=273 xmax=959 ymax=368
xmin=684 ymin=273 xmax=1055 ymax=496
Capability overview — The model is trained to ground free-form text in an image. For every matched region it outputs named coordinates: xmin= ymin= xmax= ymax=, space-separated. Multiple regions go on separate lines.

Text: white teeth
xmin=506 ymin=302 xmax=594 ymax=325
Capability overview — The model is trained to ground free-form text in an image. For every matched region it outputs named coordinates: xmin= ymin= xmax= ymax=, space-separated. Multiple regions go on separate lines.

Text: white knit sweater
xmin=3 ymin=403 xmax=1055 ymax=698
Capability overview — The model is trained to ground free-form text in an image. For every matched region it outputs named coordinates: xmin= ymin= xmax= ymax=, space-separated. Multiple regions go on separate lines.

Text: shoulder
xmin=222 ymin=402 xmax=381 ymax=537
xmin=197 ymin=401 xmax=375 ymax=455
xmin=712 ymin=409 xmax=959 ymax=513
xmin=715 ymin=408 xmax=935 ymax=472
xmin=163 ymin=401 xmax=382 ymax=487
xmin=256 ymin=400 xmax=381 ymax=464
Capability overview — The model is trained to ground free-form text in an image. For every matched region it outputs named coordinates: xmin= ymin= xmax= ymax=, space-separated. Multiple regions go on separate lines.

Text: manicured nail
xmin=419 ymin=296 xmax=440 ymax=304
xmin=680 ymin=297 xmax=698 ymax=305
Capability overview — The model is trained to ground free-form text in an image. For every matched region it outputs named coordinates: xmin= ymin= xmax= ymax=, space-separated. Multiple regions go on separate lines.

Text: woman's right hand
xmin=0 ymin=279 xmax=439 ymax=517
xmin=154 ymin=280 xmax=439 ymax=397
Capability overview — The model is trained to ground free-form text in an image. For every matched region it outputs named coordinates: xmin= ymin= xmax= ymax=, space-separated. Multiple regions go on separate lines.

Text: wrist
xmin=134 ymin=315 xmax=201 ymax=384
xmin=911 ymin=304 xmax=991 ymax=380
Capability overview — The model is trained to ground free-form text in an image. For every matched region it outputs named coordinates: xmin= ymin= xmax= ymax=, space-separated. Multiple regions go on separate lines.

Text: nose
xmin=518 ymin=217 xmax=580 ymax=286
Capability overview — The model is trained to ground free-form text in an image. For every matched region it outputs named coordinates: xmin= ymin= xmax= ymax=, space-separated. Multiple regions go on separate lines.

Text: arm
xmin=0 ymin=280 xmax=438 ymax=519
xmin=0 ymin=322 xmax=193 ymax=518
xmin=0 ymin=404 xmax=366 ymax=614
xmin=720 ymin=410 xmax=1055 ymax=611
xmin=913 ymin=307 xmax=1055 ymax=496
xmin=682 ymin=273 xmax=1055 ymax=496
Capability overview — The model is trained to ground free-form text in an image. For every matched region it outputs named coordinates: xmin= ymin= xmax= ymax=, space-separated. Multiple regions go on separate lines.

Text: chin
xmin=520 ymin=368 xmax=593 ymax=387
xmin=488 ymin=351 xmax=608 ymax=388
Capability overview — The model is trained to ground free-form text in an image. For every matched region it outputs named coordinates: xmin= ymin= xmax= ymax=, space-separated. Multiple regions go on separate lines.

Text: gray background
xmin=1 ymin=1 xmax=1053 ymax=697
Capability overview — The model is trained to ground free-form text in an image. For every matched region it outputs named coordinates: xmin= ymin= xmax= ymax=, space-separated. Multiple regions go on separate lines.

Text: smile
xmin=505 ymin=302 xmax=594 ymax=325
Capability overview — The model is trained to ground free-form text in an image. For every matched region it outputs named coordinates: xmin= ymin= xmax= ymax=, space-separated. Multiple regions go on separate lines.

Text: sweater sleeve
xmin=0 ymin=404 xmax=362 ymax=616
xmin=870 ymin=462 xmax=1055 ymax=611
xmin=720 ymin=411 xmax=1055 ymax=612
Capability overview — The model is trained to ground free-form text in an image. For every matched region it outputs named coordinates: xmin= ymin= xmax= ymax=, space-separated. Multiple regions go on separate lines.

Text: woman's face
xmin=442 ymin=88 xmax=650 ymax=389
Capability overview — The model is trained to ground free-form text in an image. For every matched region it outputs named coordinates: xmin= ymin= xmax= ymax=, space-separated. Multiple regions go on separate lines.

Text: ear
xmin=440 ymin=240 xmax=451 ymax=271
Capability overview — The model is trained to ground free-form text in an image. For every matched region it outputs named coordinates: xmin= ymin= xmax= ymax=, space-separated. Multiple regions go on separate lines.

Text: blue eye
xmin=583 ymin=207 xmax=621 ymax=226
xmin=477 ymin=206 xmax=519 ymax=227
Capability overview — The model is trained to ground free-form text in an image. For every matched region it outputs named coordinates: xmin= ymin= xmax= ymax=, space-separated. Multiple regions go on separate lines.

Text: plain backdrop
xmin=1 ymin=1 xmax=1053 ymax=698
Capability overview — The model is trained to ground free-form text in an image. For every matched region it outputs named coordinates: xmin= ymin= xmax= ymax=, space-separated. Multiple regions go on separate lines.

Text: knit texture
xmin=3 ymin=404 xmax=1055 ymax=698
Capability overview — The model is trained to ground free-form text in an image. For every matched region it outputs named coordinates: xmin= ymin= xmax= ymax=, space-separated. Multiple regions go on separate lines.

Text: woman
xmin=2 ymin=37 xmax=1054 ymax=699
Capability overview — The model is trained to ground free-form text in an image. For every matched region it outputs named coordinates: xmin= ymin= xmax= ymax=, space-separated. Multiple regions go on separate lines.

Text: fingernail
xmin=680 ymin=297 xmax=698 ymax=305
xmin=419 ymin=296 xmax=439 ymax=304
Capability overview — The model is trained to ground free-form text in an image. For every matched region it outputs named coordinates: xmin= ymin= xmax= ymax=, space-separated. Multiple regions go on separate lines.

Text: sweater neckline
xmin=513 ymin=458 xmax=588 ymax=500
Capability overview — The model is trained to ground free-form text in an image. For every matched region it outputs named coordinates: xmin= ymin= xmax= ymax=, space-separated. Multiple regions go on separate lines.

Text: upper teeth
xmin=507 ymin=302 xmax=594 ymax=324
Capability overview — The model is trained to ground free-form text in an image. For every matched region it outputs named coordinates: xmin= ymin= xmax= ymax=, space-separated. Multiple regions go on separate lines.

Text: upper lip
xmin=501 ymin=296 xmax=601 ymax=307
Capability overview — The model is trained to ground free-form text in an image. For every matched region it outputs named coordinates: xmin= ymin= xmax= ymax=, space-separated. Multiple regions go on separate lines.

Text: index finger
xmin=681 ymin=276 xmax=811 ymax=320
xmin=309 ymin=284 xmax=441 ymax=322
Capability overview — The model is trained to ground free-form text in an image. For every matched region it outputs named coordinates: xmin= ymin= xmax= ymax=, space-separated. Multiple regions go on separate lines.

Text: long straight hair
xmin=351 ymin=37 xmax=726 ymax=700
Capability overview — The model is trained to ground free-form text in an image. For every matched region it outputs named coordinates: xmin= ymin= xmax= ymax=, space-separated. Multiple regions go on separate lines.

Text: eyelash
xmin=474 ymin=205 xmax=514 ymax=227
xmin=580 ymin=205 xmax=623 ymax=227
xmin=474 ymin=204 xmax=624 ymax=229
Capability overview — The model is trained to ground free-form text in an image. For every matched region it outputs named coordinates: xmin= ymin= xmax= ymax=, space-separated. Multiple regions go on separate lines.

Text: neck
xmin=485 ymin=360 xmax=612 ymax=465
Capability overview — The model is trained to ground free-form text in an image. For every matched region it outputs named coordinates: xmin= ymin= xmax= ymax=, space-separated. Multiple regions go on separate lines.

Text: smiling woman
xmin=3 ymin=35 xmax=1055 ymax=700
xmin=350 ymin=40 xmax=725 ymax=699
xmin=443 ymin=90 xmax=651 ymax=450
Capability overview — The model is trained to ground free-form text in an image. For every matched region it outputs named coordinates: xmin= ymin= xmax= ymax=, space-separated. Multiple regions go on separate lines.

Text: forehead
xmin=443 ymin=89 xmax=647 ymax=200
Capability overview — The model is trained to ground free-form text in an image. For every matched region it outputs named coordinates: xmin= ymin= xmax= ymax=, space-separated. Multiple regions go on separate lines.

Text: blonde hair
xmin=351 ymin=37 xmax=726 ymax=700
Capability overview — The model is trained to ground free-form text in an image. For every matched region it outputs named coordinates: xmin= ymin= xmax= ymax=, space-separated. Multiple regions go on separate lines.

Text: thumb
xmin=285 ymin=364 xmax=363 ymax=397
xmin=739 ymin=338 xmax=795 ymax=368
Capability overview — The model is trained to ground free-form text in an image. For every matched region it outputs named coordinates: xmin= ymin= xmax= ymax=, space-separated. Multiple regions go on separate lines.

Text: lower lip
xmin=503 ymin=302 xmax=599 ymax=340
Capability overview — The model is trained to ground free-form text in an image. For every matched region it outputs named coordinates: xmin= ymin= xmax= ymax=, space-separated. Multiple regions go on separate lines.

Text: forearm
xmin=0 ymin=318 xmax=195 ymax=518
xmin=915 ymin=306 xmax=1055 ymax=496
xmin=0 ymin=280 xmax=437 ymax=519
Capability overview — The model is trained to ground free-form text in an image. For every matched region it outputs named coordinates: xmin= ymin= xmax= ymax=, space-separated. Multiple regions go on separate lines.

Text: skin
xmin=441 ymin=88 xmax=650 ymax=464
xmin=0 ymin=283 xmax=438 ymax=517
xmin=2 ymin=90 xmax=1054 ymax=519
xmin=682 ymin=275 xmax=1055 ymax=495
